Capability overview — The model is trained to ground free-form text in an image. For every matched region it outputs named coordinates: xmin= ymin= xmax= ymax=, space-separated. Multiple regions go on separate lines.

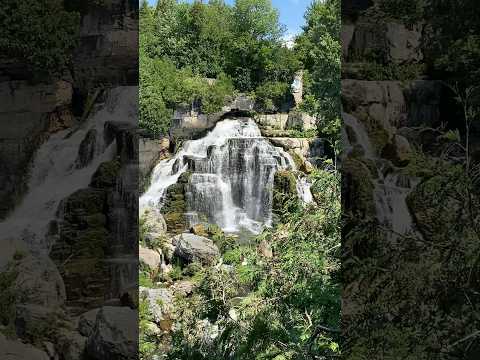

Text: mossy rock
xmin=62 ymin=188 xmax=106 ymax=219
xmin=342 ymin=157 xmax=376 ymax=218
xmin=162 ymin=176 xmax=191 ymax=234
xmin=90 ymin=160 xmax=121 ymax=188
xmin=287 ymin=150 xmax=304 ymax=170
xmin=274 ymin=170 xmax=297 ymax=195
xmin=273 ymin=170 xmax=299 ymax=216
xmin=356 ymin=112 xmax=390 ymax=154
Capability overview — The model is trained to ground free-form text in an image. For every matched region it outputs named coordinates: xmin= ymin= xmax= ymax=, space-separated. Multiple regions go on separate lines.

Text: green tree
xmin=295 ymin=0 xmax=341 ymax=134
xmin=233 ymin=0 xmax=284 ymax=41
xmin=0 ymin=0 xmax=79 ymax=78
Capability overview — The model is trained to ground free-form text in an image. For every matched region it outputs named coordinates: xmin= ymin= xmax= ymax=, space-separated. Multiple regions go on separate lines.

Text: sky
xmin=146 ymin=0 xmax=312 ymax=39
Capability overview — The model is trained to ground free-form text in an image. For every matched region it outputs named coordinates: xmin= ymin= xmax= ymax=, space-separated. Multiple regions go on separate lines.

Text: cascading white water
xmin=342 ymin=111 xmax=418 ymax=238
xmin=140 ymin=118 xmax=312 ymax=234
xmin=0 ymin=87 xmax=136 ymax=262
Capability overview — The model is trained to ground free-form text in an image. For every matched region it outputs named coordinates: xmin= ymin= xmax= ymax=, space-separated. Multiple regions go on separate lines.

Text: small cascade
xmin=0 ymin=87 xmax=136 ymax=256
xmin=140 ymin=118 xmax=311 ymax=234
xmin=373 ymin=172 xmax=419 ymax=237
xmin=343 ymin=112 xmax=419 ymax=239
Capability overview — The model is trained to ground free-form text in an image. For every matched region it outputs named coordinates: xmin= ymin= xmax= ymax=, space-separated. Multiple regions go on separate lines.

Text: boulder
xmin=56 ymin=331 xmax=87 ymax=360
xmin=190 ymin=223 xmax=208 ymax=237
xmin=382 ymin=134 xmax=412 ymax=166
xmin=258 ymin=240 xmax=273 ymax=258
xmin=78 ymin=309 xmax=100 ymax=337
xmin=172 ymin=280 xmax=195 ymax=297
xmin=0 ymin=333 xmax=49 ymax=360
xmin=13 ymin=253 xmax=66 ymax=318
xmin=139 ymin=287 xmax=174 ymax=325
xmin=139 ymin=246 xmax=161 ymax=270
xmin=86 ymin=306 xmax=137 ymax=360
xmin=172 ymin=233 xmax=220 ymax=264
xmin=141 ymin=207 xmax=167 ymax=241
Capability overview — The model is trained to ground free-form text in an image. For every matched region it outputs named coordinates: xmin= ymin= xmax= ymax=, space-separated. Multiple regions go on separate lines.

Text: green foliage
xmin=233 ymin=0 xmax=283 ymax=41
xmin=344 ymin=62 xmax=426 ymax=82
xmin=139 ymin=55 xmax=234 ymax=137
xmin=0 ymin=0 xmax=79 ymax=77
xmin=375 ymin=0 xmax=425 ymax=25
xmin=295 ymin=0 xmax=341 ymax=143
xmin=254 ymin=81 xmax=290 ymax=112
xmin=140 ymin=0 xmax=300 ymax=136
xmin=168 ymin=170 xmax=341 ymax=359
xmin=139 ymin=297 xmax=158 ymax=360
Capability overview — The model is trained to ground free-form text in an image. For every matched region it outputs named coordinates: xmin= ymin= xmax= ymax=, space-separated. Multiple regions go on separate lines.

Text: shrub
xmin=254 ymin=81 xmax=290 ymax=112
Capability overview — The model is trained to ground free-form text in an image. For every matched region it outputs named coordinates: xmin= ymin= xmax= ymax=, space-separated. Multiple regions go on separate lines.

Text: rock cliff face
xmin=0 ymin=0 xmax=138 ymax=220
xmin=73 ymin=0 xmax=138 ymax=92
xmin=0 ymin=2 xmax=138 ymax=358
xmin=0 ymin=80 xmax=74 ymax=219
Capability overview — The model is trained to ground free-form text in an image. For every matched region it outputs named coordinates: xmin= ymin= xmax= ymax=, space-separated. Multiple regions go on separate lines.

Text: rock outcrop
xmin=85 ymin=306 xmax=137 ymax=360
xmin=172 ymin=233 xmax=220 ymax=265
xmin=0 ymin=334 xmax=49 ymax=360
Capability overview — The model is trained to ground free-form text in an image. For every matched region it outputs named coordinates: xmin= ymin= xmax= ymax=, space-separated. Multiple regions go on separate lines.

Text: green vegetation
xmin=0 ymin=0 xmax=79 ymax=78
xmin=169 ymin=170 xmax=340 ymax=359
xmin=295 ymin=0 xmax=340 ymax=142
xmin=140 ymin=0 xmax=341 ymax=140
xmin=139 ymin=1 xmax=341 ymax=359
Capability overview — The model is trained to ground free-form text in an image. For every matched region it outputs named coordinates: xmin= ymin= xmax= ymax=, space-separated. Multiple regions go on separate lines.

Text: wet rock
xmin=0 ymin=79 xmax=73 ymax=219
xmin=162 ymin=176 xmax=189 ymax=234
xmin=273 ymin=170 xmax=298 ymax=215
xmin=139 ymin=137 xmax=170 ymax=191
xmin=172 ymin=233 xmax=220 ymax=265
xmin=76 ymin=129 xmax=97 ymax=168
xmin=86 ymin=306 xmax=137 ymax=360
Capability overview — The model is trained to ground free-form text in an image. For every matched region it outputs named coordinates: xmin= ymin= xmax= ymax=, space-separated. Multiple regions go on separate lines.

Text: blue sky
xmin=147 ymin=0 xmax=311 ymax=38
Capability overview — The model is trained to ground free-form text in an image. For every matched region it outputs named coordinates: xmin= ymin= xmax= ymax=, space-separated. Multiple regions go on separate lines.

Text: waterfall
xmin=140 ymin=118 xmax=310 ymax=234
xmin=342 ymin=112 xmax=419 ymax=239
xmin=0 ymin=87 xmax=136 ymax=260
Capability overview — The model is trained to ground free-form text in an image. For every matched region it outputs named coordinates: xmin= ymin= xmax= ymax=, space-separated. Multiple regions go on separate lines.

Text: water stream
xmin=342 ymin=112 xmax=419 ymax=238
xmin=0 ymin=87 xmax=136 ymax=262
